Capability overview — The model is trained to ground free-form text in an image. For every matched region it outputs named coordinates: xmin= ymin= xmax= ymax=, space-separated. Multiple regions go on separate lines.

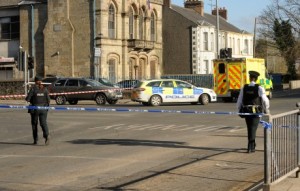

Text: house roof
xmin=0 ymin=0 xmax=46 ymax=7
xmin=171 ymin=4 xmax=252 ymax=34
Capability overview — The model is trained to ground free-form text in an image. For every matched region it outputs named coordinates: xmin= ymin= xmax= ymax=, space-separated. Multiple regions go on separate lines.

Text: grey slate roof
xmin=171 ymin=4 xmax=251 ymax=34
xmin=0 ymin=0 xmax=46 ymax=7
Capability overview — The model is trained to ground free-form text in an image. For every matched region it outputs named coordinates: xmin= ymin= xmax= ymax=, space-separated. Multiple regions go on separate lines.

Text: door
xmin=214 ymin=62 xmax=228 ymax=96
xmin=227 ymin=63 xmax=242 ymax=91
xmin=160 ymin=80 xmax=175 ymax=102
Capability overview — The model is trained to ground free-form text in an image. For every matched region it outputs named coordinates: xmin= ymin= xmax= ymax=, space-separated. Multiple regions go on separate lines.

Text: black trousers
xmin=30 ymin=109 xmax=49 ymax=141
xmin=245 ymin=117 xmax=260 ymax=143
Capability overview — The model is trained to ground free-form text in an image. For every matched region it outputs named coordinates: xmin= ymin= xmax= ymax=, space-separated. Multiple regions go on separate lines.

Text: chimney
xmin=184 ymin=0 xmax=204 ymax=16
xmin=212 ymin=7 xmax=228 ymax=20
xmin=164 ymin=0 xmax=171 ymax=8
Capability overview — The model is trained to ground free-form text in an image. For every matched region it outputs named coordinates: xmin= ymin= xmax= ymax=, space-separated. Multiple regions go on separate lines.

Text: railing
xmin=263 ymin=104 xmax=300 ymax=190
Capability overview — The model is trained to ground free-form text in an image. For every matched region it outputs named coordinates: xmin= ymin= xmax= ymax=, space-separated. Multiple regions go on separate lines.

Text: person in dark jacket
xmin=237 ymin=71 xmax=270 ymax=153
xmin=26 ymin=76 xmax=51 ymax=145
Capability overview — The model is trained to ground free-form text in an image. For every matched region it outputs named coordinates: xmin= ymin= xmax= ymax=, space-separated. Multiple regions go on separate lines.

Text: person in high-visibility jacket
xmin=237 ymin=71 xmax=270 ymax=153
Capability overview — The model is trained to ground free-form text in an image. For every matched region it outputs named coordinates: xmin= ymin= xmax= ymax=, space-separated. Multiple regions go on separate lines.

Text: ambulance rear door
xmin=214 ymin=61 xmax=228 ymax=97
xmin=227 ymin=61 xmax=243 ymax=91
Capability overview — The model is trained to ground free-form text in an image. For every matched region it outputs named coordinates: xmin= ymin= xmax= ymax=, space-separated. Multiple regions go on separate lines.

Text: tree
xmin=273 ymin=19 xmax=297 ymax=79
xmin=257 ymin=0 xmax=299 ymax=79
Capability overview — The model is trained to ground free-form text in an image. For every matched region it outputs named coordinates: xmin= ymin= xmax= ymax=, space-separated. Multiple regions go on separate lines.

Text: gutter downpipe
xmin=93 ymin=0 xmax=97 ymax=79
xmin=31 ymin=4 xmax=35 ymax=78
xmin=67 ymin=0 xmax=75 ymax=77
xmin=216 ymin=0 xmax=220 ymax=59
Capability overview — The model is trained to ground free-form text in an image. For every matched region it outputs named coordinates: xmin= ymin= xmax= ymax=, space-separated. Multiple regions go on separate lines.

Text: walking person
xmin=26 ymin=76 xmax=51 ymax=145
xmin=237 ymin=71 xmax=270 ymax=153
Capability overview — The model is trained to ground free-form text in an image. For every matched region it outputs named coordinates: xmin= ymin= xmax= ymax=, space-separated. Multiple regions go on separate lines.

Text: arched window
xmin=150 ymin=12 xmax=156 ymax=41
xmin=129 ymin=8 xmax=134 ymax=39
xmin=139 ymin=9 xmax=144 ymax=40
xmin=108 ymin=59 xmax=116 ymax=82
xmin=108 ymin=4 xmax=115 ymax=39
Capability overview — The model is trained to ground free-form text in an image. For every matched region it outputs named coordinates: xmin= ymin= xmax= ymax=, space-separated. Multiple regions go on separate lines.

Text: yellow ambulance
xmin=213 ymin=58 xmax=273 ymax=102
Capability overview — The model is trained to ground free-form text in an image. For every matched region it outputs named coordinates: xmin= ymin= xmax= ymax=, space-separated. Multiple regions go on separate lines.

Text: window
xmin=161 ymin=81 xmax=174 ymax=88
xmin=139 ymin=9 xmax=144 ymax=40
xmin=219 ymin=63 xmax=225 ymax=74
xmin=150 ymin=13 xmax=156 ymax=41
xmin=175 ymin=81 xmax=191 ymax=88
xmin=108 ymin=59 xmax=116 ymax=82
xmin=66 ymin=79 xmax=78 ymax=87
xmin=129 ymin=8 xmax=134 ymax=39
xmin=203 ymin=32 xmax=208 ymax=50
xmin=147 ymin=81 xmax=161 ymax=87
xmin=79 ymin=80 xmax=88 ymax=87
xmin=55 ymin=80 xmax=67 ymax=86
xmin=108 ymin=4 xmax=115 ymax=39
xmin=244 ymin=39 xmax=249 ymax=54
xmin=0 ymin=16 xmax=19 ymax=40
xmin=210 ymin=32 xmax=214 ymax=51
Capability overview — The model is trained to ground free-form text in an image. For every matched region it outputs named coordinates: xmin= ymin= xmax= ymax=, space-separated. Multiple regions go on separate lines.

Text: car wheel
xmin=149 ymin=95 xmax=162 ymax=106
xmin=95 ymin=94 xmax=106 ymax=105
xmin=200 ymin=94 xmax=209 ymax=105
xmin=55 ymin=95 xmax=66 ymax=105
xmin=68 ymin=100 xmax=78 ymax=105
xmin=107 ymin=100 xmax=118 ymax=105
xmin=142 ymin=102 xmax=150 ymax=106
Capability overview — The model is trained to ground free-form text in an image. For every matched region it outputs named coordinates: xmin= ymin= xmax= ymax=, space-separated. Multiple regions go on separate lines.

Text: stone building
xmin=163 ymin=0 xmax=254 ymax=74
xmin=0 ymin=0 xmax=164 ymax=82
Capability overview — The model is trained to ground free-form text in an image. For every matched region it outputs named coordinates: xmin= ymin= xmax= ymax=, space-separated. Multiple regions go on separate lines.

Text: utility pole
xmin=216 ymin=0 xmax=220 ymax=58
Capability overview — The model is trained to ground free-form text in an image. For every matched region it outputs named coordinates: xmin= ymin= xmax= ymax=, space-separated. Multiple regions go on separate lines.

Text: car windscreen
xmin=86 ymin=79 xmax=104 ymax=87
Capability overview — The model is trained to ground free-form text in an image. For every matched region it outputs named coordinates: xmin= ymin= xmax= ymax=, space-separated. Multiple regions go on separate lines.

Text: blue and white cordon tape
xmin=0 ymin=104 xmax=272 ymax=129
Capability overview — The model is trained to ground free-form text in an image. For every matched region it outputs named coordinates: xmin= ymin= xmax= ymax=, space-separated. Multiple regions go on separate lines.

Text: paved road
xmin=0 ymin=92 xmax=299 ymax=191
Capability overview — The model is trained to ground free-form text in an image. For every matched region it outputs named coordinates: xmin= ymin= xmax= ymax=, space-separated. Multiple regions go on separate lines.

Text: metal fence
xmin=161 ymin=74 xmax=214 ymax=89
xmin=263 ymin=106 xmax=300 ymax=190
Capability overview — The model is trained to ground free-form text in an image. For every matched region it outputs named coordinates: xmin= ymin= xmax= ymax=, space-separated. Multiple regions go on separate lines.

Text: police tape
xmin=0 ymin=104 xmax=261 ymax=115
xmin=0 ymin=88 xmax=131 ymax=99
xmin=0 ymin=104 xmax=273 ymax=129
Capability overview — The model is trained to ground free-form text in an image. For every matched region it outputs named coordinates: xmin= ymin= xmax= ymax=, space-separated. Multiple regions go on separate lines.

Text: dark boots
xmin=247 ymin=141 xmax=256 ymax=153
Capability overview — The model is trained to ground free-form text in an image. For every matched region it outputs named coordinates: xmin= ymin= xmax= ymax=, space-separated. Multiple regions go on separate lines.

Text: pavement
xmin=0 ymin=89 xmax=300 ymax=191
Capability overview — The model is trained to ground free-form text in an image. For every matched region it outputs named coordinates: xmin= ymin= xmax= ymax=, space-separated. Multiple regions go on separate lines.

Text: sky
xmin=172 ymin=0 xmax=271 ymax=33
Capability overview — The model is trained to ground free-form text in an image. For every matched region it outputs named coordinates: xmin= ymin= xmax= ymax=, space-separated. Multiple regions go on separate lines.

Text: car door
xmin=160 ymin=80 xmax=175 ymax=102
xmin=64 ymin=79 xmax=80 ymax=99
xmin=175 ymin=80 xmax=198 ymax=102
xmin=78 ymin=79 xmax=94 ymax=100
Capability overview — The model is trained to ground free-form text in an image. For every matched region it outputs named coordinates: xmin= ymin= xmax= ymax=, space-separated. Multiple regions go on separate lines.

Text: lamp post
xmin=216 ymin=0 xmax=220 ymax=59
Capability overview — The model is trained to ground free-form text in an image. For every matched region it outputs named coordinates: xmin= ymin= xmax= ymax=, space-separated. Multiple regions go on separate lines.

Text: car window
xmin=66 ymin=79 xmax=79 ymax=87
xmin=55 ymin=79 xmax=67 ymax=87
xmin=161 ymin=81 xmax=174 ymax=88
xmin=175 ymin=81 xmax=191 ymax=88
xmin=79 ymin=80 xmax=88 ymax=87
xmin=146 ymin=81 xmax=161 ymax=87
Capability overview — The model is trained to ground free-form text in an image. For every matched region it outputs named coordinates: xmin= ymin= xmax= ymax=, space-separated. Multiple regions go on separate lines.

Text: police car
xmin=131 ymin=79 xmax=217 ymax=106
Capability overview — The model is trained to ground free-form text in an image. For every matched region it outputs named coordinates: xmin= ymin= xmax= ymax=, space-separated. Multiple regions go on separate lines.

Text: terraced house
xmin=0 ymin=0 xmax=164 ymax=81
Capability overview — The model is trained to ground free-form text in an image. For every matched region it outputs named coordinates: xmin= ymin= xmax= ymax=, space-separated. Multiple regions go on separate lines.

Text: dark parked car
xmin=49 ymin=78 xmax=123 ymax=105
xmin=116 ymin=80 xmax=140 ymax=89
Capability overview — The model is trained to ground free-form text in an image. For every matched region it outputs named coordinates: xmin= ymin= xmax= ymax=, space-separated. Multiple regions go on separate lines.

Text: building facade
xmin=0 ymin=0 xmax=164 ymax=82
xmin=163 ymin=0 xmax=254 ymax=75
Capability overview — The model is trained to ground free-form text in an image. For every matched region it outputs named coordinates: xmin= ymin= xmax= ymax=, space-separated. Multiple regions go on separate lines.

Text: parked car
xmin=131 ymin=79 xmax=217 ymax=106
xmin=49 ymin=78 xmax=123 ymax=105
xmin=116 ymin=80 xmax=140 ymax=89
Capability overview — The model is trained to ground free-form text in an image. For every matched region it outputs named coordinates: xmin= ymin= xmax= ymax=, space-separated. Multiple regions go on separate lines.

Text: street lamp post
xmin=216 ymin=0 xmax=220 ymax=59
